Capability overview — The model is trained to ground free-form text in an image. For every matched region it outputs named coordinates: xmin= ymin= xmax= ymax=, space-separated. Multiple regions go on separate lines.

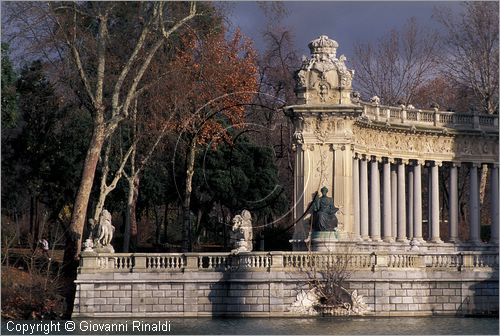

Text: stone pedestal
xmin=95 ymin=245 xmax=115 ymax=253
xmin=311 ymin=231 xmax=338 ymax=251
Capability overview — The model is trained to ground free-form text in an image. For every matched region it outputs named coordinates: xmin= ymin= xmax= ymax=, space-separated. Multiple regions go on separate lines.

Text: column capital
xmin=470 ymin=162 xmax=481 ymax=168
xmin=412 ymin=159 xmax=424 ymax=165
xmin=450 ymin=162 xmax=461 ymax=168
xmin=490 ymin=163 xmax=499 ymax=169
xmin=397 ymin=158 xmax=409 ymax=165
xmin=382 ymin=157 xmax=392 ymax=164
xmin=426 ymin=160 xmax=442 ymax=167
xmin=480 ymin=163 xmax=490 ymax=169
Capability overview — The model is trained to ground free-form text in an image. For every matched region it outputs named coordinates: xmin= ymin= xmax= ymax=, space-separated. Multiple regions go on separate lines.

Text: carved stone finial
xmin=370 ymin=96 xmax=380 ymax=105
xmin=294 ymin=35 xmax=355 ymax=105
xmin=308 ymin=35 xmax=339 ymax=57
xmin=351 ymin=91 xmax=361 ymax=104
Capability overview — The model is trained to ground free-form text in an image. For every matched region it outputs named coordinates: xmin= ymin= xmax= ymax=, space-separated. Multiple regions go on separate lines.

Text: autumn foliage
xmin=143 ymin=27 xmax=259 ymax=251
xmin=152 ymin=28 xmax=258 ymax=146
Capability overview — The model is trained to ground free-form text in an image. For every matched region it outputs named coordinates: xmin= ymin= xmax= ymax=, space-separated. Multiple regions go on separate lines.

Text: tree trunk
xmin=182 ymin=141 xmax=197 ymax=252
xmin=155 ymin=204 xmax=162 ymax=246
xmin=123 ymin=175 xmax=139 ymax=252
xmin=63 ymin=123 xmax=106 ymax=267
xmin=479 ymin=165 xmax=489 ymax=225
xmin=30 ymin=196 xmax=35 ymax=250
xmin=15 ymin=210 xmax=20 ymax=246
xmin=196 ymin=208 xmax=203 ymax=246
xmin=130 ymin=178 xmax=139 ymax=251
xmin=221 ymin=203 xmax=227 ymax=249
xmin=163 ymin=202 xmax=169 ymax=244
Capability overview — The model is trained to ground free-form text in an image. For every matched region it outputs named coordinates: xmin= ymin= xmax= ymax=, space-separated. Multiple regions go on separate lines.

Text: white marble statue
xmin=96 ymin=209 xmax=115 ymax=252
xmin=370 ymin=95 xmax=380 ymax=105
xmin=230 ymin=210 xmax=253 ymax=253
xmin=289 ymin=288 xmax=320 ymax=315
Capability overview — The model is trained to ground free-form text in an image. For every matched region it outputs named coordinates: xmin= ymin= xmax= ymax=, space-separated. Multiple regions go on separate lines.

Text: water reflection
xmin=4 ymin=317 xmax=496 ymax=335
xmin=100 ymin=317 xmax=498 ymax=335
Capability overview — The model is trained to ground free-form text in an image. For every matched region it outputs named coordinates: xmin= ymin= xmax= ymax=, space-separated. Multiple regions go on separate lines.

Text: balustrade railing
xmin=361 ymin=103 xmax=498 ymax=131
xmin=80 ymin=251 xmax=498 ymax=273
xmin=387 ymin=254 xmax=419 ymax=268
xmin=281 ymin=252 xmax=375 ymax=270
xmin=146 ymin=254 xmax=185 ymax=270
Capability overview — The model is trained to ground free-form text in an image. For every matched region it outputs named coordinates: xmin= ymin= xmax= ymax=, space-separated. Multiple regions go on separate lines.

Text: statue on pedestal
xmin=312 ymin=187 xmax=338 ymax=231
xmin=230 ymin=210 xmax=253 ymax=253
xmin=94 ymin=209 xmax=115 ymax=253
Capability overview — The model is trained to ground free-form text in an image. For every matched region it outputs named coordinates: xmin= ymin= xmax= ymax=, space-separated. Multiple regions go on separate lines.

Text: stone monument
xmin=312 ymin=186 xmax=338 ymax=231
xmin=286 ymin=35 xmax=363 ymax=250
xmin=230 ymin=210 xmax=253 ymax=253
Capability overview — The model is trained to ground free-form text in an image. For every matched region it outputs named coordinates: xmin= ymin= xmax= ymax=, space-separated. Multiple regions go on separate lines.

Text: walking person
xmin=39 ymin=238 xmax=51 ymax=261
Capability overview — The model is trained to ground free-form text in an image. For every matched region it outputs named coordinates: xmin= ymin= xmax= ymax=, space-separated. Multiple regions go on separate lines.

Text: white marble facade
xmin=287 ymin=35 xmax=499 ymax=250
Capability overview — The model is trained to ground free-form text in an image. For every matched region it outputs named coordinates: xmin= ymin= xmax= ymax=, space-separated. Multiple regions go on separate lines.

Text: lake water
xmin=2 ymin=317 xmax=498 ymax=335
xmin=165 ymin=317 xmax=497 ymax=335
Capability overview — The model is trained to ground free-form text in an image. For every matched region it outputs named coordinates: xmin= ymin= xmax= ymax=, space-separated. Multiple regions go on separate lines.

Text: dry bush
xmin=1 ymin=265 xmax=65 ymax=319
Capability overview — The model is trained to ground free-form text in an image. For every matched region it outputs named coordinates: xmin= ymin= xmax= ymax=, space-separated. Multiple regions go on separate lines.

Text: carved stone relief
xmin=353 ymin=124 xmax=498 ymax=161
xmin=313 ymin=147 xmax=330 ymax=188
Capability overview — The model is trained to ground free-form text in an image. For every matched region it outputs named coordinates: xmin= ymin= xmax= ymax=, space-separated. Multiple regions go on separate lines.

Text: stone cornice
xmin=352 ymin=124 xmax=499 ymax=164
xmin=286 ymin=104 xmax=363 ymax=116
xmin=355 ymin=118 xmax=499 ymax=137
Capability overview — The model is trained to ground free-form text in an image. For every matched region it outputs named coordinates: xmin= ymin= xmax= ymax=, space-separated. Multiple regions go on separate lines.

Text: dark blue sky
xmin=225 ymin=1 xmax=463 ymax=59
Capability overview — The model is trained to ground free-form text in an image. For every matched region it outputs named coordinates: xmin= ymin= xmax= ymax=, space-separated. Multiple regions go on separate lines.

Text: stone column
xmin=352 ymin=156 xmax=360 ymax=240
xmin=449 ymin=163 xmax=459 ymax=243
xmin=407 ymin=166 xmax=414 ymax=240
xmin=370 ymin=157 xmax=382 ymax=241
xmin=412 ymin=160 xmax=424 ymax=243
xmin=382 ymin=158 xmax=393 ymax=242
xmin=360 ymin=157 xmax=370 ymax=241
xmin=391 ymin=164 xmax=398 ymax=241
xmin=292 ymin=144 xmax=306 ymax=248
xmin=490 ymin=164 xmax=499 ymax=244
xmin=430 ymin=161 xmax=442 ymax=243
xmin=333 ymin=144 xmax=354 ymax=237
xmin=469 ymin=163 xmax=481 ymax=244
xmin=397 ymin=160 xmax=408 ymax=242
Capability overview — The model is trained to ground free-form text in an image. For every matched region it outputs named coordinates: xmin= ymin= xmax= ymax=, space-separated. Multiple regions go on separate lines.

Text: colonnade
xmin=352 ymin=156 xmax=499 ymax=244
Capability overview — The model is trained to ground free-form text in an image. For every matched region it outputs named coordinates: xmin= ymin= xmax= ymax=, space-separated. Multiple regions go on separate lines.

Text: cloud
xmin=227 ymin=1 xmax=462 ymax=58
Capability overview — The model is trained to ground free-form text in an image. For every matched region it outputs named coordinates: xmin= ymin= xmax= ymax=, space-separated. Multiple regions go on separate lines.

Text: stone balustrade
xmin=79 ymin=250 xmax=499 ymax=273
xmin=361 ymin=102 xmax=498 ymax=131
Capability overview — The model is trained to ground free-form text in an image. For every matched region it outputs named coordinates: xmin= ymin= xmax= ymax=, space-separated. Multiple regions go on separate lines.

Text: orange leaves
xmin=163 ymin=26 xmax=258 ymax=146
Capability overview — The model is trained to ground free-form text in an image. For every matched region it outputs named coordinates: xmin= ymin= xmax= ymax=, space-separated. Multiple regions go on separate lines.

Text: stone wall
xmin=73 ymin=251 xmax=498 ymax=318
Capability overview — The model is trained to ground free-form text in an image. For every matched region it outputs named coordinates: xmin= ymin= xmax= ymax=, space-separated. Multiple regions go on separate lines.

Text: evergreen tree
xmin=191 ymin=134 xmax=288 ymax=244
xmin=1 ymin=43 xmax=18 ymax=129
xmin=2 ymin=60 xmax=92 ymax=244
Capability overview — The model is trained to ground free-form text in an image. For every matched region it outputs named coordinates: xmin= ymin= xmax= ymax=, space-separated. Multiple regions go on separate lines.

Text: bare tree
xmin=245 ymin=2 xmax=300 ymax=223
xmin=3 ymin=2 xmax=199 ymax=264
xmin=411 ymin=75 xmax=473 ymax=112
xmin=434 ymin=2 xmax=499 ymax=114
xmin=352 ymin=18 xmax=439 ymax=105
